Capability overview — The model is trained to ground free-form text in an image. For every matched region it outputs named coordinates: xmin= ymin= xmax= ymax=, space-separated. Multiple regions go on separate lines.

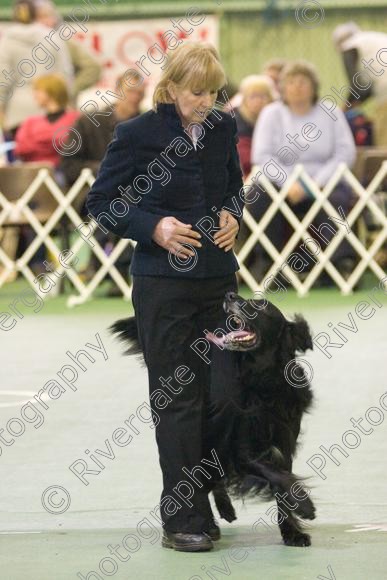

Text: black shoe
xmin=208 ymin=520 xmax=221 ymax=541
xmin=161 ymin=531 xmax=213 ymax=552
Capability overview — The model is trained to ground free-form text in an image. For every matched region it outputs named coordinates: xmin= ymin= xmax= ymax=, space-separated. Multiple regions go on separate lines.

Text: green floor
xmin=1 ymin=281 xmax=387 ymax=580
xmin=2 ymin=525 xmax=386 ymax=580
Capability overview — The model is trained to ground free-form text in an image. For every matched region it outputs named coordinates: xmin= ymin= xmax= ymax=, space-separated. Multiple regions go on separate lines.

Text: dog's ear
xmin=288 ymin=315 xmax=313 ymax=353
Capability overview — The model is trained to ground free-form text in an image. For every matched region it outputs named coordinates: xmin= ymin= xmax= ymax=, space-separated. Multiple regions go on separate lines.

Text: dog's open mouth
xmin=206 ymin=316 xmax=258 ymax=351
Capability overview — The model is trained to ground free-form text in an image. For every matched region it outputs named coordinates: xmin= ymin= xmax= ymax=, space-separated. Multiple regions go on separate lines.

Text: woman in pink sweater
xmin=15 ymin=73 xmax=80 ymax=167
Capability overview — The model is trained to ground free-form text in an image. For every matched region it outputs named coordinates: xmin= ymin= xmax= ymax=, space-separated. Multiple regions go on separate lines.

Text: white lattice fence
xmin=0 ymin=168 xmax=135 ymax=306
xmin=235 ymin=162 xmax=387 ymax=296
xmin=0 ymin=164 xmax=386 ymax=305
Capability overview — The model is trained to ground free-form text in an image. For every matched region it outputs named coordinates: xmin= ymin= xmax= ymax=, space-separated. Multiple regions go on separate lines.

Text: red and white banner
xmin=0 ymin=15 xmax=219 ymax=108
xmin=76 ymin=16 xmax=219 ymax=106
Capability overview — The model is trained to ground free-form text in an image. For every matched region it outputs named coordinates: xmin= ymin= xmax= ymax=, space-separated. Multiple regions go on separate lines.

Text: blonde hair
xmin=239 ymin=75 xmax=276 ymax=100
xmin=13 ymin=0 xmax=36 ymax=23
xmin=33 ymin=74 xmax=70 ymax=108
xmin=152 ymin=42 xmax=227 ymax=110
xmin=280 ymin=60 xmax=320 ymax=105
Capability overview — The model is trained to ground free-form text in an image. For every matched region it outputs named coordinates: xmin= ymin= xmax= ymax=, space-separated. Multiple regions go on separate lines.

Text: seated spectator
xmin=14 ymin=74 xmax=80 ymax=167
xmin=13 ymin=74 xmax=79 ymax=274
xmin=228 ymin=59 xmax=283 ymax=114
xmin=60 ymin=72 xmax=145 ymax=185
xmin=249 ymin=60 xmax=357 ymax=282
xmin=60 ymin=72 xmax=145 ymax=295
xmin=234 ymin=75 xmax=275 ymax=177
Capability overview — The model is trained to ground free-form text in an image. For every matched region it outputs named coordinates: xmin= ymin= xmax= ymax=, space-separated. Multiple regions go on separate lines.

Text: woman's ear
xmin=167 ymin=81 xmax=177 ymax=101
xmin=289 ymin=315 xmax=313 ymax=353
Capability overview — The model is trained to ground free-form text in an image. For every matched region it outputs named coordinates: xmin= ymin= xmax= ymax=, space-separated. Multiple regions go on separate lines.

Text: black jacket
xmin=86 ymin=103 xmax=244 ymax=278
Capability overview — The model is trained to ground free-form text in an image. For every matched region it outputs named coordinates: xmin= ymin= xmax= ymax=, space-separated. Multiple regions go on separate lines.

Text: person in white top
xmin=333 ymin=22 xmax=387 ymax=146
xmin=249 ymin=60 xmax=356 ymax=281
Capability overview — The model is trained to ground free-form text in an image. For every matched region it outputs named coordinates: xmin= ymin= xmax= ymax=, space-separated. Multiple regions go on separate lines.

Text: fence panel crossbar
xmin=0 ymin=164 xmax=385 ymax=304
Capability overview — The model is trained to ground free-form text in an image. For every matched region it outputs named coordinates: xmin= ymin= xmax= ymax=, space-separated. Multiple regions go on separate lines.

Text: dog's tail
xmin=109 ymin=317 xmax=143 ymax=356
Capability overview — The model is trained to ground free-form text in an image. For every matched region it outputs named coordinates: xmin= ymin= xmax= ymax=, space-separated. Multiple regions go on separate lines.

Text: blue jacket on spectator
xmin=86 ymin=103 xmax=244 ymax=278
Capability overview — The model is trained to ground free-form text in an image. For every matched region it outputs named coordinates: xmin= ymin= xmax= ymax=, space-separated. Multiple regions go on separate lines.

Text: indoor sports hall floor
xmin=1 ymin=281 xmax=386 ymax=580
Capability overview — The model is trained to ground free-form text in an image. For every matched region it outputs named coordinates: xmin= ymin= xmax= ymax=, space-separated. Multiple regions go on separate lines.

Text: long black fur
xmin=110 ymin=318 xmax=142 ymax=357
xmin=110 ymin=294 xmax=315 ymax=547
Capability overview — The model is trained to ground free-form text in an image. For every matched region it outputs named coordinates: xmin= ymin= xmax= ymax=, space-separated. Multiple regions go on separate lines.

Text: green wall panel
xmin=218 ymin=8 xmax=387 ymax=116
xmin=1 ymin=0 xmax=385 ymax=116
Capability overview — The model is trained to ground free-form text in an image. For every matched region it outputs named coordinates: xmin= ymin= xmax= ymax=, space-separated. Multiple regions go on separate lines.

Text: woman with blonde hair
xmin=14 ymin=74 xmax=80 ymax=167
xmin=87 ymin=42 xmax=244 ymax=552
xmin=235 ymin=74 xmax=276 ymax=177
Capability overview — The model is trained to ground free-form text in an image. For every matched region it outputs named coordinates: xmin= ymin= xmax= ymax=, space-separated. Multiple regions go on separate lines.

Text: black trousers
xmin=131 ymin=274 xmax=242 ymax=534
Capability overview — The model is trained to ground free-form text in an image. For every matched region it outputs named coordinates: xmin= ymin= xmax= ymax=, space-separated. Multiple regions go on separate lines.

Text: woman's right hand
xmin=152 ymin=216 xmax=202 ymax=258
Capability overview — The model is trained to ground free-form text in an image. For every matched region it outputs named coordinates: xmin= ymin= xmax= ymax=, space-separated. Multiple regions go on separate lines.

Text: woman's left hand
xmin=213 ymin=210 xmax=239 ymax=252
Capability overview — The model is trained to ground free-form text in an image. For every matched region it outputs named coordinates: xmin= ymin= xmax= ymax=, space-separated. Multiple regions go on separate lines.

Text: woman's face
xmin=169 ymin=84 xmax=218 ymax=127
xmin=283 ymin=74 xmax=314 ymax=108
xmin=33 ymin=88 xmax=50 ymax=109
xmin=243 ymin=89 xmax=271 ymax=118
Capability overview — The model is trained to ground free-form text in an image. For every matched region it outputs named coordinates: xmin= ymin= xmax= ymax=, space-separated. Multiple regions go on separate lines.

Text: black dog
xmin=111 ymin=292 xmax=315 ymax=547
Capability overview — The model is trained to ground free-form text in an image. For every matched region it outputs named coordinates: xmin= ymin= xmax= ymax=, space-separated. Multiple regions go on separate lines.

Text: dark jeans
xmin=131 ymin=274 xmax=242 ymax=534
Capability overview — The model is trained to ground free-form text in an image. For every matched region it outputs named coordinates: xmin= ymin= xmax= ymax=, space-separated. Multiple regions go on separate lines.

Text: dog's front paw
xmin=283 ymin=531 xmax=311 ymax=547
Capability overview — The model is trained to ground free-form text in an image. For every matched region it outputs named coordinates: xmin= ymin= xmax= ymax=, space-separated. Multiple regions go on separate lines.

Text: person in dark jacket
xmin=87 ymin=42 xmax=244 ymax=552
xmin=60 ymin=73 xmax=145 ymax=186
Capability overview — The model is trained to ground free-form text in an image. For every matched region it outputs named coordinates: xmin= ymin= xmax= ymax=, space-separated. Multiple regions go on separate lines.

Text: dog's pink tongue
xmin=206 ymin=330 xmax=250 ymax=346
xmin=205 ymin=332 xmax=226 ymax=347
